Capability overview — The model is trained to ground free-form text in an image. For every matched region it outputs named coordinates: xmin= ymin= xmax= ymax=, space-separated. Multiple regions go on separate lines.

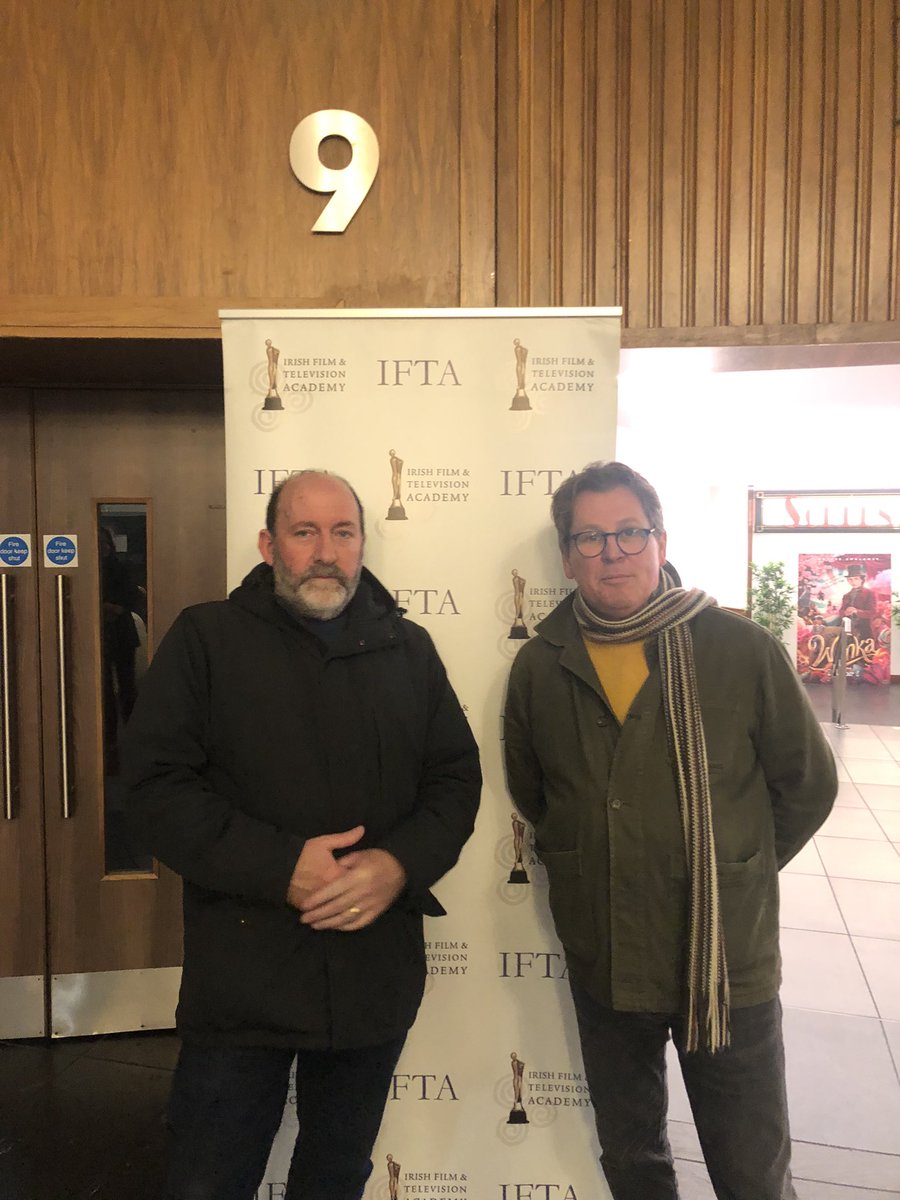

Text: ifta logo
xmin=495 ymin=817 xmax=546 ymax=905
xmin=495 ymin=570 xmax=531 ymax=659
xmin=372 ymin=1152 xmax=469 ymax=1200
xmin=425 ymin=940 xmax=469 ymax=978
xmin=499 ymin=1187 xmax=580 ymax=1199
xmin=389 ymin=1073 xmax=459 ymax=1102
xmin=495 ymin=1049 xmax=538 ymax=1144
xmin=495 ymin=1051 xmax=590 ymax=1143
xmin=248 ymin=339 xmax=347 ymax=429
xmin=523 ymin=353 xmax=597 ymax=394
xmin=374 ymin=450 xmax=472 ymax=538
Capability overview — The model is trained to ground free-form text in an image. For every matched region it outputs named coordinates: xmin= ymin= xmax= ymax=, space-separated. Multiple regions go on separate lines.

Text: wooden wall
xmin=1 ymin=0 xmax=897 ymax=348
xmin=1 ymin=0 xmax=496 ymax=337
xmin=497 ymin=0 xmax=900 ymax=345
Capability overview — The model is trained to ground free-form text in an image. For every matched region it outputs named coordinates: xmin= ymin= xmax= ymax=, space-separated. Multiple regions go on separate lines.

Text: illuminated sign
xmin=754 ymin=491 xmax=900 ymax=533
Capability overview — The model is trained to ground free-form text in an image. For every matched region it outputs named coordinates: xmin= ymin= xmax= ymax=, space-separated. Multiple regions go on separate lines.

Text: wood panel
xmin=2 ymin=0 xmax=493 ymax=329
xmin=1 ymin=0 xmax=898 ymax=347
xmin=36 ymin=391 xmax=225 ymax=974
xmin=497 ymin=0 xmax=900 ymax=344
xmin=460 ymin=0 xmax=499 ymax=308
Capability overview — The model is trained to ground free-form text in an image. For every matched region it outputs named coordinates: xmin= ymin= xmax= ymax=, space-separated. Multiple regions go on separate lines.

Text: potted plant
xmin=749 ymin=561 xmax=795 ymax=641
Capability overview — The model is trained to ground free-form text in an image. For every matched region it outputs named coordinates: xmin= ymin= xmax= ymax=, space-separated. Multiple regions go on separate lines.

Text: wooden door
xmin=0 ymin=388 xmax=225 ymax=1037
xmin=0 ymin=392 xmax=47 ymax=1036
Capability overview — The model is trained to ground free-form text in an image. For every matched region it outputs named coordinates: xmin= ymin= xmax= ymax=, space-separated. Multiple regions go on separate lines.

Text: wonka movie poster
xmin=797 ymin=553 xmax=892 ymax=684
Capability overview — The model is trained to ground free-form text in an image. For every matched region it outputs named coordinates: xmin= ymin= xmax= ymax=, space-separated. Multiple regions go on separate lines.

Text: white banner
xmin=220 ymin=307 xmax=620 ymax=1200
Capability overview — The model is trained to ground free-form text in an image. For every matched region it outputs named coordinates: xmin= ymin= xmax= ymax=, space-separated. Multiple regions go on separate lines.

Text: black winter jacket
xmin=123 ymin=564 xmax=481 ymax=1049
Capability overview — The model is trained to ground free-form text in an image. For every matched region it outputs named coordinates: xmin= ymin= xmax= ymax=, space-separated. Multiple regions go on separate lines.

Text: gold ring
xmin=348 ymin=906 xmax=361 ymax=915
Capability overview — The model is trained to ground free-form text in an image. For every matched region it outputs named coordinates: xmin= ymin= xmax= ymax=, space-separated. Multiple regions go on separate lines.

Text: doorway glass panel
xmin=97 ymin=503 xmax=152 ymax=874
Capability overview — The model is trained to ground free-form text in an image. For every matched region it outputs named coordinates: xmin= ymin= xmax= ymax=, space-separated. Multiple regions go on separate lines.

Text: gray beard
xmin=272 ymin=558 xmax=361 ymax=621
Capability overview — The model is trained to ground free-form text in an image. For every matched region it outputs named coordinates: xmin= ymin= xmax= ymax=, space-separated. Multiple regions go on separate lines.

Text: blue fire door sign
xmin=0 ymin=535 xmax=31 ymax=567
xmin=43 ymin=535 xmax=79 ymax=568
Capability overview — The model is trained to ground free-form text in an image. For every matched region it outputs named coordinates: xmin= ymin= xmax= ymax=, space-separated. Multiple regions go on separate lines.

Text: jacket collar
xmin=534 ymin=593 xmax=605 ymax=697
xmin=533 ymin=589 xmax=662 ymax=700
xmin=229 ymin=563 xmax=401 ymax=654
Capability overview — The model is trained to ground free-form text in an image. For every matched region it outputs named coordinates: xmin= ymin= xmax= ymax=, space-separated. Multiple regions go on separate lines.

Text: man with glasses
xmin=503 ymin=461 xmax=836 ymax=1200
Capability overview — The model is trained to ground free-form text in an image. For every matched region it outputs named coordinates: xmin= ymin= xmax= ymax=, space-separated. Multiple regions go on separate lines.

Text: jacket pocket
xmin=537 ymin=847 xmax=597 ymax=964
xmin=338 ymin=905 xmax=427 ymax=1042
xmin=716 ymin=848 xmax=779 ymax=994
xmin=181 ymin=895 xmax=330 ymax=1038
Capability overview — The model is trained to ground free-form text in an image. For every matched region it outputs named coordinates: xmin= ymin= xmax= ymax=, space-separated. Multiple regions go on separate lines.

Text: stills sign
xmin=754 ymin=491 xmax=900 ymax=533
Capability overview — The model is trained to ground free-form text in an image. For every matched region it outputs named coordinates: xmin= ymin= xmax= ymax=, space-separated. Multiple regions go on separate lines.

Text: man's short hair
xmin=265 ymin=470 xmax=367 ymax=537
xmin=551 ymin=461 xmax=665 ymax=548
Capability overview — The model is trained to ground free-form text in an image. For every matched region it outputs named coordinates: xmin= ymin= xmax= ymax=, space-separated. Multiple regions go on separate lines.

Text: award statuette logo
xmin=508 ymin=569 xmax=529 ymax=639
xmin=263 ymin=339 xmax=284 ymax=410
xmin=508 ymin=812 xmax=529 ymax=884
xmin=386 ymin=449 xmax=407 ymax=520
xmin=386 ymin=1153 xmax=401 ymax=1200
xmin=510 ymin=338 xmax=532 ymax=411
xmin=507 ymin=1052 xmax=529 ymax=1124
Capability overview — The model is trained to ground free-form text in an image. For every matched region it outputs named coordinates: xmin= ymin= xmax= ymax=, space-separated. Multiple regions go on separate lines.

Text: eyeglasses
xmin=568 ymin=527 xmax=656 ymax=558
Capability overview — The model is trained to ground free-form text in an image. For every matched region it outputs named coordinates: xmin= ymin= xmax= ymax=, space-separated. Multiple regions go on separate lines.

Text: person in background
xmin=838 ymin=564 xmax=876 ymax=642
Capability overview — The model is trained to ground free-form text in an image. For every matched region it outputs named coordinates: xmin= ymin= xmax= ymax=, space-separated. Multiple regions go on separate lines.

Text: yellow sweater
xmin=583 ymin=637 xmax=648 ymax=725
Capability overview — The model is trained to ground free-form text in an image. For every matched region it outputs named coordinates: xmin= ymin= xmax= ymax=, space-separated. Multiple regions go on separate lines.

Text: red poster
xmin=797 ymin=554 xmax=892 ymax=684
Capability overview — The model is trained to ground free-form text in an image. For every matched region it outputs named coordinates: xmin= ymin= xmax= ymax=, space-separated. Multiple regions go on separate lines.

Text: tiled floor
xmin=669 ymin=707 xmax=900 ymax=1199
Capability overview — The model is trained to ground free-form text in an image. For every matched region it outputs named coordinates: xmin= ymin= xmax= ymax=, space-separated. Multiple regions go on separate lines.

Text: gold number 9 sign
xmin=289 ymin=110 xmax=380 ymax=233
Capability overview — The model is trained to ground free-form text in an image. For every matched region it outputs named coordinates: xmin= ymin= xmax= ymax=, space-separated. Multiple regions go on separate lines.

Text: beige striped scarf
xmin=573 ymin=567 xmax=730 ymax=1053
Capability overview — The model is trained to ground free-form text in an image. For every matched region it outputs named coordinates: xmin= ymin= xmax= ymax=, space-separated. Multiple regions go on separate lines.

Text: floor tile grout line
xmin=878 ymin=1016 xmax=900 ymax=1090
xmin=818 ymin=838 xmax=897 ymax=847
xmin=790 ymin=1182 xmax=900 ymax=1196
xmin=671 ymin=1116 xmax=900 ymax=1160
xmin=780 ymin=924 xmax=900 ymax=943
xmin=820 ymin=820 xmax=898 ymax=1034
xmin=784 ymin=874 xmax=899 ymax=883
xmin=672 ymin=1155 xmax=900 ymax=1193
xmin=795 ymin=869 xmax=900 ymax=884
xmin=832 ymin=757 xmax=900 ymax=766
xmin=783 ymin=1005 xmax=880 ymax=1019
xmin=791 ymin=1140 xmax=900 ymax=1160
xmin=779 ymin=820 xmax=900 ymax=1046
xmin=868 ymin=809 xmax=900 ymax=850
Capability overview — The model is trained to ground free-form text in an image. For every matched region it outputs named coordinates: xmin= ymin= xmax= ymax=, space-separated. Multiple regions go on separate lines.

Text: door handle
xmin=56 ymin=574 xmax=73 ymax=819
xmin=1 ymin=574 xmax=13 ymax=820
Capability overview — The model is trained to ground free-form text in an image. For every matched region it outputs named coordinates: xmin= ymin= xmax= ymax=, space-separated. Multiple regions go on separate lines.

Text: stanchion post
xmin=831 ymin=617 xmax=851 ymax=729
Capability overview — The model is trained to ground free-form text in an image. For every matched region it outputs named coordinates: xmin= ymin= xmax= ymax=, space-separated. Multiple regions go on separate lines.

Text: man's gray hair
xmin=550 ymin=461 xmax=664 ymax=548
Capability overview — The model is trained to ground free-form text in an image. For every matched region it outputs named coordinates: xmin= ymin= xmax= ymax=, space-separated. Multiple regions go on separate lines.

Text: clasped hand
xmin=285 ymin=825 xmax=407 ymax=932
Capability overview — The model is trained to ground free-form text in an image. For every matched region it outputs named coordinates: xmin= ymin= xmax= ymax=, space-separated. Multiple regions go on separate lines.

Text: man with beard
xmin=123 ymin=470 xmax=481 ymax=1200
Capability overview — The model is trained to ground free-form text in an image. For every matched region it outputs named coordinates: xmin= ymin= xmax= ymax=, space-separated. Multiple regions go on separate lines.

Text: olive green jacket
xmin=503 ymin=593 xmax=837 ymax=1012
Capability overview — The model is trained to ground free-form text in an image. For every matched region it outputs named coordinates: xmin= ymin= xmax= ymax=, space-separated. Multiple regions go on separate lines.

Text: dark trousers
xmin=165 ymin=1036 xmax=405 ymax=1200
xmin=570 ymin=980 xmax=797 ymax=1200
